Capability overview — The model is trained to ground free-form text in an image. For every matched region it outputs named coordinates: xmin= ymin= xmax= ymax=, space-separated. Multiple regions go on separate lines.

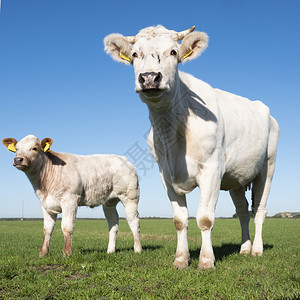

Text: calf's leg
xmin=122 ymin=199 xmax=142 ymax=253
xmin=61 ymin=203 xmax=77 ymax=256
xmin=103 ymin=205 xmax=119 ymax=253
xmin=39 ymin=206 xmax=57 ymax=257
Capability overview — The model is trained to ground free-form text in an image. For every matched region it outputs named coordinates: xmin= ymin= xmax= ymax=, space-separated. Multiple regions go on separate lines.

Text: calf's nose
xmin=14 ymin=157 xmax=24 ymax=165
xmin=138 ymin=72 xmax=162 ymax=90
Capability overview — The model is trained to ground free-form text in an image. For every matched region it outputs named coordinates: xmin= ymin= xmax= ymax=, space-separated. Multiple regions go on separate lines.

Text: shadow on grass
xmin=80 ymin=245 xmax=162 ymax=255
xmin=190 ymin=243 xmax=274 ymax=262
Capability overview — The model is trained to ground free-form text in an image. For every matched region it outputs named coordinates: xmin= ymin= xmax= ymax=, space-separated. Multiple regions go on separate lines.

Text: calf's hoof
xmin=134 ymin=243 xmax=142 ymax=253
xmin=39 ymin=251 xmax=48 ymax=258
xmin=107 ymin=249 xmax=116 ymax=254
xmin=63 ymin=249 xmax=73 ymax=257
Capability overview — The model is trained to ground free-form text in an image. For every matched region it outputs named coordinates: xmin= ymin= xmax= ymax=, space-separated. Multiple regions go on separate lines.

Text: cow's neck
xmin=147 ymin=73 xmax=188 ymax=154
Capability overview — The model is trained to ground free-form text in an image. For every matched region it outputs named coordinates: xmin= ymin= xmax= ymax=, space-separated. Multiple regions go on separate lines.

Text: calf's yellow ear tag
xmin=8 ymin=143 xmax=16 ymax=153
xmin=44 ymin=142 xmax=50 ymax=152
xmin=120 ymin=52 xmax=131 ymax=62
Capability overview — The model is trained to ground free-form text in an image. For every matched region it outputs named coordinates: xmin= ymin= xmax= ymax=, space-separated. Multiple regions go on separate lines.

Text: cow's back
xmin=215 ymin=88 xmax=273 ymax=189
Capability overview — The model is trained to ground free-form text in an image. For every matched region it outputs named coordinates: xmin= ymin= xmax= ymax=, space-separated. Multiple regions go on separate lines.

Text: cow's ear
xmin=41 ymin=138 xmax=53 ymax=152
xmin=178 ymin=31 xmax=208 ymax=63
xmin=104 ymin=33 xmax=133 ymax=65
xmin=2 ymin=138 xmax=18 ymax=152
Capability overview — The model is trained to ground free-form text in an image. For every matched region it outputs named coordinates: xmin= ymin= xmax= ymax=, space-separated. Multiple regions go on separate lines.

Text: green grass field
xmin=0 ymin=218 xmax=299 ymax=299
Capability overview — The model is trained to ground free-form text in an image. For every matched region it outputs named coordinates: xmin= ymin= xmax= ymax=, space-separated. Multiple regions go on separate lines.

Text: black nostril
xmin=154 ymin=72 xmax=162 ymax=83
xmin=138 ymin=73 xmax=145 ymax=84
xmin=138 ymin=72 xmax=163 ymax=89
xmin=14 ymin=157 xmax=23 ymax=165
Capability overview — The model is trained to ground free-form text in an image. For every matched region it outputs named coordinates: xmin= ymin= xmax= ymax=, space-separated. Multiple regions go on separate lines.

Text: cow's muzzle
xmin=138 ymin=72 xmax=162 ymax=90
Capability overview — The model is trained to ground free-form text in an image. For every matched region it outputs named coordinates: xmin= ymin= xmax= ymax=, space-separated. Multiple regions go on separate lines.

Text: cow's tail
xmin=251 ymin=186 xmax=255 ymax=213
xmin=245 ymin=182 xmax=255 ymax=213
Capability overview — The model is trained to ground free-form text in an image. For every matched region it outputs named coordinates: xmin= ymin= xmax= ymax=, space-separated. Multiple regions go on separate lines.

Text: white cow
xmin=2 ymin=135 xmax=142 ymax=257
xmin=104 ymin=25 xmax=279 ymax=269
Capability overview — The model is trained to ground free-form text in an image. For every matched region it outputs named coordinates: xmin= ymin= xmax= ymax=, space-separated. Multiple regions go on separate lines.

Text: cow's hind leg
xmin=39 ymin=206 xmax=57 ymax=257
xmin=121 ymin=196 xmax=142 ymax=253
xmin=252 ymin=118 xmax=278 ymax=256
xmin=229 ymin=186 xmax=251 ymax=254
xmin=103 ymin=204 xmax=119 ymax=253
xmin=251 ymin=160 xmax=275 ymax=256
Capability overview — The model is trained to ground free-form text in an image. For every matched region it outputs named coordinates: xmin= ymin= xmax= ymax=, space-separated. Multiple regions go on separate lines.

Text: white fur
xmin=104 ymin=25 xmax=279 ymax=269
xmin=4 ymin=135 xmax=142 ymax=257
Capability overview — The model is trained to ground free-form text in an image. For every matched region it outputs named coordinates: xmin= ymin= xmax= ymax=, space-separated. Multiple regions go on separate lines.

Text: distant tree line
xmin=232 ymin=212 xmax=300 ymax=219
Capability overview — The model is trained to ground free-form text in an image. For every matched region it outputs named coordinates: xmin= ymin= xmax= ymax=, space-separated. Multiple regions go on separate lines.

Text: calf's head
xmin=2 ymin=135 xmax=53 ymax=172
xmin=104 ymin=25 xmax=208 ymax=105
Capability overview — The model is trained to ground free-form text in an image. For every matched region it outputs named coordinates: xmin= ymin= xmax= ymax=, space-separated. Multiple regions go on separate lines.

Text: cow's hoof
xmin=240 ymin=249 xmax=251 ymax=255
xmin=240 ymin=240 xmax=252 ymax=255
xmin=173 ymin=259 xmax=189 ymax=270
xmin=198 ymin=258 xmax=215 ymax=270
xmin=251 ymin=250 xmax=263 ymax=256
xmin=252 ymin=241 xmax=263 ymax=256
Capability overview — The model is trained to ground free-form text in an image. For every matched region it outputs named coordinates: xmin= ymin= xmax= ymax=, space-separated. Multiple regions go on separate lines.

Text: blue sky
xmin=0 ymin=0 xmax=299 ymax=219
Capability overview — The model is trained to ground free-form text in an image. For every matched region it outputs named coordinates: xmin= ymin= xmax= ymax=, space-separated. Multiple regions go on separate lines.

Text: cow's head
xmin=2 ymin=135 xmax=53 ymax=172
xmin=104 ymin=25 xmax=208 ymax=105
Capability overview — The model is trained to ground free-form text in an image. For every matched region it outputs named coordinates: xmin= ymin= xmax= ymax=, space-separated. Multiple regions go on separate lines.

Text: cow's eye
xmin=32 ymin=147 xmax=38 ymax=151
xmin=170 ymin=50 xmax=177 ymax=56
xmin=132 ymin=52 xmax=138 ymax=58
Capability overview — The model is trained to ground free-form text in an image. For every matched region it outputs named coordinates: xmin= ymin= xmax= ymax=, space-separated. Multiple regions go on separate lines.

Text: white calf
xmin=2 ymin=135 xmax=142 ymax=256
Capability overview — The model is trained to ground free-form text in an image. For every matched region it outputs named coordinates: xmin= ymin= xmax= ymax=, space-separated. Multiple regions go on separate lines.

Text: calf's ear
xmin=2 ymin=138 xmax=18 ymax=152
xmin=41 ymin=138 xmax=53 ymax=152
xmin=178 ymin=31 xmax=208 ymax=63
xmin=104 ymin=33 xmax=133 ymax=65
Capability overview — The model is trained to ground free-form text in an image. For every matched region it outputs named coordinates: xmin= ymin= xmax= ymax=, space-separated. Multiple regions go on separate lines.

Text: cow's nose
xmin=14 ymin=157 xmax=24 ymax=165
xmin=138 ymin=72 xmax=162 ymax=89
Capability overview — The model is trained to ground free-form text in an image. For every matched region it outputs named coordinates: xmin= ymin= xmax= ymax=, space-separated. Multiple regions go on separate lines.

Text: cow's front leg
xmin=197 ymin=164 xmax=222 ymax=269
xmin=39 ymin=206 xmax=57 ymax=257
xmin=165 ymin=182 xmax=189 ymax=269
xmin=61 ymin=200 xmax=78 ymax=256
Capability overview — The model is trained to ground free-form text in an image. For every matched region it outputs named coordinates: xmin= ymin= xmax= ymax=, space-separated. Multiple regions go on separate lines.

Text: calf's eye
xmin=170 ymin=50 xmax=177 ymax=56
xmin=32 ymin=147 xmax=38 ymax=151
xmin=132 ymin=52 xmax=138 ymax=58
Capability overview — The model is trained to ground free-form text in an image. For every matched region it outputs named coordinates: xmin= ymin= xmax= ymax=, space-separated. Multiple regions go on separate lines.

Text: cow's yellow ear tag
xmin=7 ymin=143 xmax=16 ymax=153
xmin=120 ymin=52 xmax=131 ymax=62
xmin=44 ymin=142 xmax=50 ymax=152
xmin=182 ymin=49 xmax=193 ymax=60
